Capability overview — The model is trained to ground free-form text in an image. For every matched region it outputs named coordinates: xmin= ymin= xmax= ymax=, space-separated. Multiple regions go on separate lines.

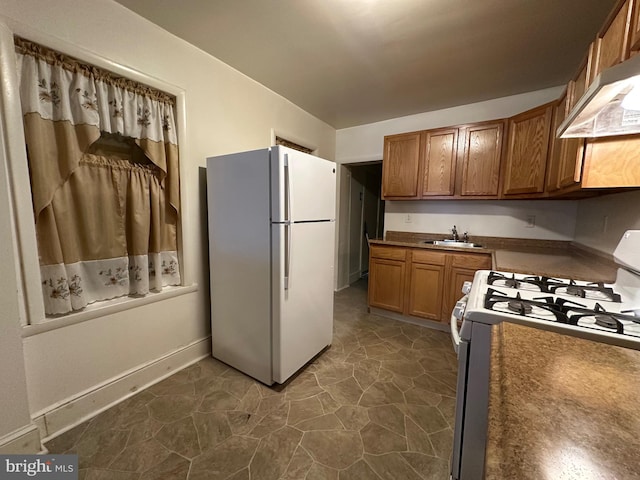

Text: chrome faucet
xmin=462 ymin=231 xmax=469 ymax=243
xmin=451 ymin=225 xmax=459 ymax=241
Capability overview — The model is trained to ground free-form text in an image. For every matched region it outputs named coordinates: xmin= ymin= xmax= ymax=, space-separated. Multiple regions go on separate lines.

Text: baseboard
xmin=0 ymin=424 xmax=42 ymax=454
xmin=35 ymin=337 xmax=211 ymax=442
xmin=348 ymin=271 xmax=362 ymax=285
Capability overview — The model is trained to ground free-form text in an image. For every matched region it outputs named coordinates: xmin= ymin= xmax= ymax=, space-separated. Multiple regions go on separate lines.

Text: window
xmin=275 ymin=135 xmax=313 ymax=154
xmin=15 ymin=37 xmax=181 ymax=316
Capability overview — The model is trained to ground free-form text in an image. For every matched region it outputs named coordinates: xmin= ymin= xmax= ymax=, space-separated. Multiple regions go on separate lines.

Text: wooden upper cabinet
xmin=547 ymin=87 xmax=585 ymax=192
xmin=570 ymin=50 xmax=592 ymax=108
xmin=593 ymin=0 xmax=633 ymax=77
xmin=382 ymin=132 xmax=421 ymax=198
xmin=546 ymin=95 xmax=566 ymax=192
xmin=459 ymin=121 xmax=504 ymax=196
xmin=421 ymin=128 xmax=458 ymax=196
xmin=503 ymin=103 xmax=554 ymax=195
xmin=631 ymin=0 xmax=640 ymax=51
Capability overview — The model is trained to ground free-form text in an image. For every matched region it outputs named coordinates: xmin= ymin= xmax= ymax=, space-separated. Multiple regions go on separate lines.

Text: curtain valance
xmin=15 ymin=36 xmax=180 ymax=220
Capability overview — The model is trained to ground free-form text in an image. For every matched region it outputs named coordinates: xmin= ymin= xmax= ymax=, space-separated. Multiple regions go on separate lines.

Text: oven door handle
xmin=450 ymin=294 xmax=468 ymax=354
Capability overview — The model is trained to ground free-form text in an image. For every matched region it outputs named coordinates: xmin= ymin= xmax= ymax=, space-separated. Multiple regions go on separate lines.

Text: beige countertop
xmin=485 ymin=323 xmax=640 ymax=479
xmin=371 ymin=231 xmax=617 ymax=282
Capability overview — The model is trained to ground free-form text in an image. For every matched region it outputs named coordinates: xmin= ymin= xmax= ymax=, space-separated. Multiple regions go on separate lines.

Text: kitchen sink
xmin=423 ymin=240 xmax=484 ymax=248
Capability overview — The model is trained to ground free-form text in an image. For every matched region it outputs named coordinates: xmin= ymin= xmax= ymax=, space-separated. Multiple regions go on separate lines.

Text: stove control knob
xmin=453 ymin=300 xmax=466 ymax=320
xmin=461 ymin=281 xmax=473 ymax=295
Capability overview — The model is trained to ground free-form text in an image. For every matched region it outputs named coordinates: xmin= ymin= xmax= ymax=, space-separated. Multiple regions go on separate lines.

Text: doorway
xmin=345 ymin=162 xmax=384 ymax=285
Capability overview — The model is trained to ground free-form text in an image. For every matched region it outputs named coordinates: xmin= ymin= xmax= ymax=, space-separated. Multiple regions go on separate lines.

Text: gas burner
xmin=508 ymin=300 xmax=532 ymax=314
xmin=566 ymin=285 xmax=585 ymax=297
xmin=548 ymin=280 xmax=622 ymax=303
xmin=505 ymin=278 xmax=519 ymax=288
xmin=484 ymin=289 xmax=565 ymax=321
xmin=595 ymin=314 xmax=618 ymax=330
xmin=487 ymin=272 xmax=544 ymax=292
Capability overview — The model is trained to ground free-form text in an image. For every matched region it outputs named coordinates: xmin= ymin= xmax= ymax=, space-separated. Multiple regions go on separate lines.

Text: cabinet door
xmin=407 ymin=262 xmax=445 ymax=321
xmin=382 ymin=132 xmax=421 ymax=198
xmin=631 ymin=0 xmax=640 ymax=51
xmin=546 ymin=95 xmax=566 ymax=192
xmin=368 ymin=257 xmax=406 ymax=312
xmin=593 ymin=0 xmax=633 ymax=77
xmin=547 ymin=89 xmax=585 ymax=191
xmin=421 ymin=128 xmax=457 ymax=196
xmin=503 ymin=103 xmax=553 ymax=195
xmin=443 ymin=267 xmax=477 ymax=324
xmin=459 ymin=121 xmax=504 ymax=196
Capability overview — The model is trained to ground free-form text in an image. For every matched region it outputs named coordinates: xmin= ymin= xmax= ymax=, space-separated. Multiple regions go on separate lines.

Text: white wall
xmin=385 ymin=200 xmax=578 ymax=240
xmin=574 ymin=190 xmax=640 ymax=254
xmin=0 ymin=0 xmax=335 ymax=429
xmin=336 ymin=86 xmax=563 ymax=164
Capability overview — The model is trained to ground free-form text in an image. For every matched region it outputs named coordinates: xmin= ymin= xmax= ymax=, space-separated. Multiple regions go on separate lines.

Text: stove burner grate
xmin=487 ymin=271 xmax=623 ymax=303
xmin=483 ymin=289 xmax=639 ymax=338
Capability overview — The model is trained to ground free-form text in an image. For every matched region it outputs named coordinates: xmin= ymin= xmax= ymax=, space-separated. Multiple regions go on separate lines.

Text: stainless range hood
xmin=558 ymin=53 xmax=640 ymax=138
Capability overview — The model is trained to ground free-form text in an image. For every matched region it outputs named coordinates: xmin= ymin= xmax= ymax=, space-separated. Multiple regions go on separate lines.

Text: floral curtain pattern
xmin=15 ymin=37 xmax=181 ymax=315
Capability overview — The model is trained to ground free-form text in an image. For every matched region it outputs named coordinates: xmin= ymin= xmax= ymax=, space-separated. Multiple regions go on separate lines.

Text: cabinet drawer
xmin=370 ymin=245 xmax=407 ymax=261
xmin=411 ymin=249 xmax=447 ymax=265
xmin=451 ymin=253 xmax=492 ymax=269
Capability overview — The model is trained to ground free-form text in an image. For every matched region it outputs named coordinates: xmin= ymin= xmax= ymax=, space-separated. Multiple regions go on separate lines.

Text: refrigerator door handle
xmin=283 ymin=153 xmax=292 ymax=290
xmin=284 ymin=153 xmax=292 ymax=223
xmin=284 ymin=222 xmax=291 ymax=290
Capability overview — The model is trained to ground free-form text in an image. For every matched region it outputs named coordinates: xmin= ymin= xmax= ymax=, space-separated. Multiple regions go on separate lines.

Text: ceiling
xmin=114 ymin=0 xmax=617 ymax=129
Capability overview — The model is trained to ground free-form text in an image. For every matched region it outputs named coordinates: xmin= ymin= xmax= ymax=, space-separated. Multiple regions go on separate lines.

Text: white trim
xmin=0 ymin=424 xmax=41 ymax=454
xmin=0 ymin=22 xmax=43 ymax=326
xmin=22 ymin=283 xmax=198 ymax=337
xmin=0 ymin=18 xmax=194 ymax=324
xmin=36 ymin=337 xmax=211 ymax=441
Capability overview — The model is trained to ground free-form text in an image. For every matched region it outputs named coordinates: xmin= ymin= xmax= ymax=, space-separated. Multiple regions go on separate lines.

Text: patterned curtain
xmin=15 ymin=37 xmax=181 ymax=316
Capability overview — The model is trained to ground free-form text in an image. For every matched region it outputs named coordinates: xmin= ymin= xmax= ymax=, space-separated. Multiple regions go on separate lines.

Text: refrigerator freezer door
xmin=271 ymin=146 xmax=336 ymax=223
xmin=207 ymin=149 xmax=273 ymax=385
xmin=272 ymin=220 xmax=335 ymax=383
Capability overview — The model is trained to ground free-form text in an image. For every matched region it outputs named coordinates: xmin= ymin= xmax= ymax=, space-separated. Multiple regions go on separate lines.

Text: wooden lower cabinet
xmin=369 ymin=245 xmax=409 ymax=312
xmin=408 ymin=262 xmax=445 ymax=321
xmin=368 ymin=245 xmax=491 ymax=326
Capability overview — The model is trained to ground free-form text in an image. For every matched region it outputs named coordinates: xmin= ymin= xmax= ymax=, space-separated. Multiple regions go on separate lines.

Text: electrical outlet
xmin=525 ymin=215 xmax=536 ymax=228
xmin=404 ymin=214 xmax=412 ymax=223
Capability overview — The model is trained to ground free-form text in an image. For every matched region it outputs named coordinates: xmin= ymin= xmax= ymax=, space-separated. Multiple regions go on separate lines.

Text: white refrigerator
xmin=206 ymin=146 xmax=336 ymax=385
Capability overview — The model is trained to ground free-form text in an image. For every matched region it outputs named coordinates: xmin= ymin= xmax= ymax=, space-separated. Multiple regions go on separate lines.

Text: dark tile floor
xmin=46 ymin=279 xmax=458 ymax=479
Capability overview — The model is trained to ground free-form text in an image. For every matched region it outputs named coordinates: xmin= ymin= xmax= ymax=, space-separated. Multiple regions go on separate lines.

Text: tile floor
xmin=46 ymin=279 xmax=458 ymax=479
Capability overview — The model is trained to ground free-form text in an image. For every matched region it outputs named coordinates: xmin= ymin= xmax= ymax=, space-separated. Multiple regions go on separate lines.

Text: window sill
xmin=22 ymin=284 xmax=199 ymax=337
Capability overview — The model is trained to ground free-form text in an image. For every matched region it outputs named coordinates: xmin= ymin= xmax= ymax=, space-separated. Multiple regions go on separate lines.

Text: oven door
xmin=451 ymin=320 xmax=493 ymax=480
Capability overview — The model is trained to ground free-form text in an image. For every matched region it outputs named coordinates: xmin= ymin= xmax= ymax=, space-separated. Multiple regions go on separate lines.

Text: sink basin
xmin=423 ymin=240 xmax=484 ymax=248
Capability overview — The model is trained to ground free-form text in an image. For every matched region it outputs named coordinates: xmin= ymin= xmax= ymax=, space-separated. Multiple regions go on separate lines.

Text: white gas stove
xmin=454 ymin=230 xmax=640 ymax=351
xmin=450 ymin=230 xmax=640 ymax=480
